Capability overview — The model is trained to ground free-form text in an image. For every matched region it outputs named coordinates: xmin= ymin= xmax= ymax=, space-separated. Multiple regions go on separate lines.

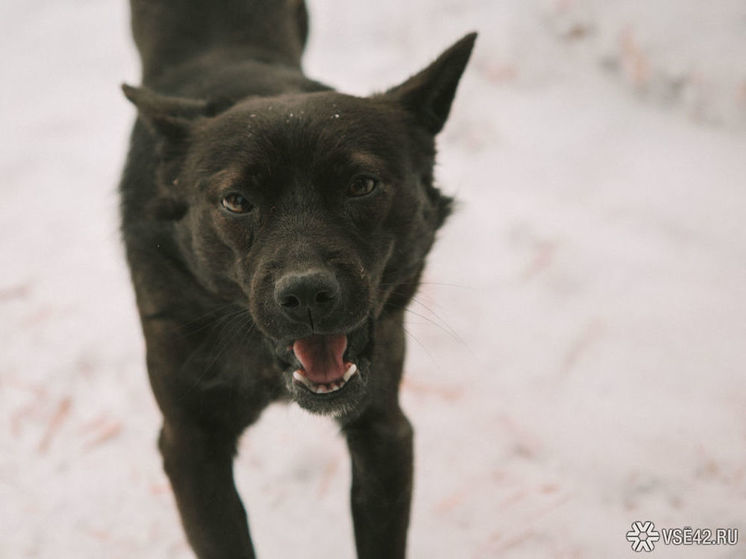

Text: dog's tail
xmin=130 ymin=0 xmax=309 ymax=82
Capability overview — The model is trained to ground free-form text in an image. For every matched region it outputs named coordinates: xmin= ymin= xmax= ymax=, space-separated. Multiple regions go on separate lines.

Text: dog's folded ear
xmin=122 ymin=84 xmax=206 ymax=139
xmin=122 ymin=84 xmax=233 ymax=139
xmin=122 ymin=84 xmax=233 ymax=221
xmin=385 ymin=32 xmax=477 ymax=135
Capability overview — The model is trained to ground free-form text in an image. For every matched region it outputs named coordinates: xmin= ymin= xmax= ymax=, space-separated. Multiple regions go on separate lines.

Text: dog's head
xmin=124 ymin=33 xmax=476 ymax=417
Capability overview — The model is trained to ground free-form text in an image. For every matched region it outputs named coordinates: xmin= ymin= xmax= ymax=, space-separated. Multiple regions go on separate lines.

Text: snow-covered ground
xmin=2 ymin=1 xmax=745 ymax=557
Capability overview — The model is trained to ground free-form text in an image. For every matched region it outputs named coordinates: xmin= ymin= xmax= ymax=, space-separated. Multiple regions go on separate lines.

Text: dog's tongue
xmin=293 ymin=334 xmax=347 ymax=383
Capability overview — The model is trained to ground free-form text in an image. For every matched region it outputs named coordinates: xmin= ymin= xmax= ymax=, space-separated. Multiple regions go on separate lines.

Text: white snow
xmin=2 ymin=1 xmax=745 ymax=557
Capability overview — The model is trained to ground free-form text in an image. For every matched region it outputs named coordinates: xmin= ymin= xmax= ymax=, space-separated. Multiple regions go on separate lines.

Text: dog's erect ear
xmin=385 ymin=32 xmax=477 ymax=135
xmin=121 ymin=84 xmax=219 ymax=139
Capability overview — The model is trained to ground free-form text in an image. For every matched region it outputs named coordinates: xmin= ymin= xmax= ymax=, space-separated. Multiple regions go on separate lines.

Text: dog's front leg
xmin=342 ymin=406 xmax=414 ymax=559
xmin=139 ymin=306 xmax=273 ymax=558
xmin=159 ymin=422 xmax=256 ymax=559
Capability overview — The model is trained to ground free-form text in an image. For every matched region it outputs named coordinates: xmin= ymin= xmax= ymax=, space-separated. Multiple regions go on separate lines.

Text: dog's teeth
xmin=343 ymin=363 xmax=358 ymax=382
xmin=294 ymin=368 xmax=355 ymax=394
xmin=293 ymin=370 xmax=314 ymax=389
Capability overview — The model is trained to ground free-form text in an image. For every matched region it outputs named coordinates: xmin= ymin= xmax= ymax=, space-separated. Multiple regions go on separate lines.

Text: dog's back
xmin=131 ymin=0 xmax=309 ymax=85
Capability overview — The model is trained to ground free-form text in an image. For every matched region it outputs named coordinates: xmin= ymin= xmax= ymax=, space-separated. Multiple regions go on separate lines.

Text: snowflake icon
xmin=626 ymin=521 xmax=660 ymax=552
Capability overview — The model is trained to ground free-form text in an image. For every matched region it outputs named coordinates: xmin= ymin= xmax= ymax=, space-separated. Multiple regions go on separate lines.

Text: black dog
xmin=120 ymin=1 xmax=475 ymax=557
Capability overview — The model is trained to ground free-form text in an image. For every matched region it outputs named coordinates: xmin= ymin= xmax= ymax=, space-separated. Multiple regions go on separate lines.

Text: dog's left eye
xmin=347 ymin=176 xmax=379 ymax=198
xmin=221 ymin=192 xmax=254 ymax=214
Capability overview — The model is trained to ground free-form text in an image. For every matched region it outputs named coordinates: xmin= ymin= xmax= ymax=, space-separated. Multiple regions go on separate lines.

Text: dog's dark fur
xmin=120 ymin=1 xmax=475 ymax=557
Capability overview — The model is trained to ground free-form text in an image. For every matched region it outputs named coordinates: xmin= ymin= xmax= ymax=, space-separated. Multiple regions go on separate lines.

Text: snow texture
xmin=2 ymin=1 xmax=745 ymax=557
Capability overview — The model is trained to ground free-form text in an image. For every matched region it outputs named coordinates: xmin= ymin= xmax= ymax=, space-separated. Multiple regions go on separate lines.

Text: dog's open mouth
xmin=291 ymin=334 xmax=359 ymax=394
xmin=271 ymin=320 xmax=372 ymax=416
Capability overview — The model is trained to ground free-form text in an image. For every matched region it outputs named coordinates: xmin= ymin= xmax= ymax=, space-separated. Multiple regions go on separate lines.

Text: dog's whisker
xmin=401 ymin=306 xmax=464 ymax=346
xmin=378 ymin=280 xmax=473 ymax=291
xmin=418 ymin=281 xmax=474 ymax=289
xmin=190 ymin=310 xmax=253 ymax=389
xmin=188 ymin=307 xmax=246 ymax=341
xmin=237 ymin=312 xmax=257 ymax=341
xmin=408 ymin=296 xmax=464 ymax=342
xmin=175 ymin=302 xmax=247 ymax=336
xmin=397 ymin=323 xmax=439 ymax=371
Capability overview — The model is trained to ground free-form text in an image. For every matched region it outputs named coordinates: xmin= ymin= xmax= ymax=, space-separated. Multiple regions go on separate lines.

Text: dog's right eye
xmin=221 ymin=193 xmax=254 ymax=214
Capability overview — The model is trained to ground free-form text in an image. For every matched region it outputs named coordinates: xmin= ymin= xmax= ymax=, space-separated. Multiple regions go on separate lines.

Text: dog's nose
xmin=274 ymin=270 xmax=340 ymax=323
